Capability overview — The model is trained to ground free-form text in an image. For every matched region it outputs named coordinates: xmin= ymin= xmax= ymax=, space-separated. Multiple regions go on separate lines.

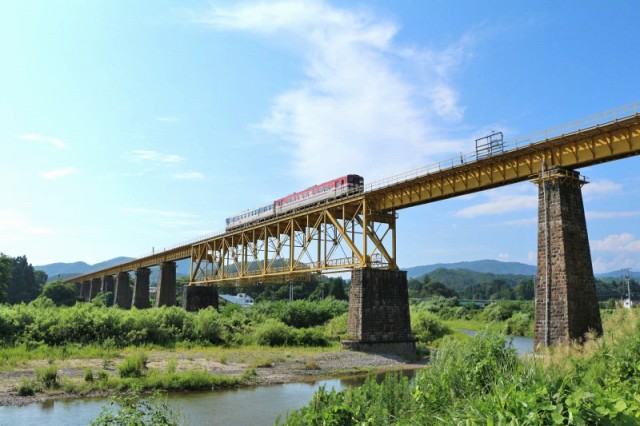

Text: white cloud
xmin=583 ymin=179 xmax=623 ymax=200
xmin=586 ymin=210 xmax=640 ymax=220
xmin=497 ymin=252 xmax=509 ymax=261
xmin=502 ymin=217 xmax=537 ymax=226
xmin=126 ymin=150 xmax=183 ymax=164
xmin=456 ymin=193 xmax=537 ymax=218
xmin=124 ymin=208 xmax=198 ymax=219
xmin=18 ymin=133 xmax=66 ymax=149
xmin=172 ymin=171 xmax=204 ymax=180
xmin=591 ymin=233 xmax=640 ymax=252
xmin=40 ymin=167 xmax=76 ymax=179
xmin=198 ymin=0 xmax=471 ymax=181
xmin=0 ymin=210 xmax=54 ymax=242
xmin=124 ymin=208 xmax=199 ymax=229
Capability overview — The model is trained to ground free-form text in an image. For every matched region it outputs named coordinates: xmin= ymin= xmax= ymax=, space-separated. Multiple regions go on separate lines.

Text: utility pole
xmin=624 ymin=268 xmax=632 ymax=308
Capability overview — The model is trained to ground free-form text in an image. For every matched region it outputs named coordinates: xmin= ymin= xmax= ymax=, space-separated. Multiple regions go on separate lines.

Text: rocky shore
xmin=0 ymin=349 xmax=426 ymax=407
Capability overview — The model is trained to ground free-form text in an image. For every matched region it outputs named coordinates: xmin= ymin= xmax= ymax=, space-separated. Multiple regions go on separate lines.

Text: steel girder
xmin=190 ymin=197 xmax=397 ymax=286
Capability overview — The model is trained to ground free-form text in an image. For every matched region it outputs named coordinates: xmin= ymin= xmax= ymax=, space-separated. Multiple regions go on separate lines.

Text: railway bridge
xmin=67 ymin=103 xmax=640 ymax=351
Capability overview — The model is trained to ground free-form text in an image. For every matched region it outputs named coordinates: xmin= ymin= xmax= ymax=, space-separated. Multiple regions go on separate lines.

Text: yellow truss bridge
xmin=67 ymin=103 xmax=640 ymax=287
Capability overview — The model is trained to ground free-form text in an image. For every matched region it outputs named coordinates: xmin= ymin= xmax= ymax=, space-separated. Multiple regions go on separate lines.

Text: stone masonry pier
xmin=533 ymin=167 xmax=602 ymax=348
xmin=342 ymin=268 xmax=415 ymax=354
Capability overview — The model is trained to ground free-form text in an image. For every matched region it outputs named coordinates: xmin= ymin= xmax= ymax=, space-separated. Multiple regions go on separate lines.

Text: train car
xmin=275 ymin=174 xmax=364 ymax=215
xmin=224 ymin=174 xmax=364 ymax=231
xmin=225 ymin=202 xmax=274 ymax=230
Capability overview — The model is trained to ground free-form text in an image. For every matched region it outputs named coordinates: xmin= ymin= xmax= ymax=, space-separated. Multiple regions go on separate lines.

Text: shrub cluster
xmin=0 ymin=298 xmax=340 ymax=349
xmin=281 ymin=309 xmax=640 ymax=425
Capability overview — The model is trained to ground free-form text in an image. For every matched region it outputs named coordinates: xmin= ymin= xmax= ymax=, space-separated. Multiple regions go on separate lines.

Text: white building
xmin=623 ymin=298 xmax=640 ymax=309
xmin=219 ymin=293 xmax=254 ymax=307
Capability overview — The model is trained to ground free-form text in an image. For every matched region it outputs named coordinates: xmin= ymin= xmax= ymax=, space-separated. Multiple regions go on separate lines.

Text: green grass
xmin=60 ymin=368 xmax=241 ymax=395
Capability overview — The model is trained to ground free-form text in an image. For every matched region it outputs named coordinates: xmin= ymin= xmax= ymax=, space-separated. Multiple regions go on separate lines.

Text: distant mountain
xmin=596 ymin=269 xmax=640 ymax=279
xmin=35 ymin=257 xmax=191 ymax=283
xmin=404 ymin=259 xmax=537 ymax=278
xmin=35 ymin=257 xmax=135 ymax=282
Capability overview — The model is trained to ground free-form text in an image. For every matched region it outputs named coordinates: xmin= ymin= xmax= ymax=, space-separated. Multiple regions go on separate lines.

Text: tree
xmin=41 ymin=281 xmax=79 ymax=306
xmin=0 ymin=254 xmax=11 ymax=303
xmin=514 ymin=278 xmax=535 ymax=300
xmin=8 ymin=255 xmax=43 ymax=304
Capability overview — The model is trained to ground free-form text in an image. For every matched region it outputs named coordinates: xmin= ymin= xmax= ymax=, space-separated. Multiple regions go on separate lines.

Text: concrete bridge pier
xmin=183 ymin=285 xmax=218 ymax=311
xmin=89 ymin=278 xmax=102 ymax=301
xmin=156 ymin=261 xmax=177 ymax=307
xmin=132 ymin=267 xmax=151 ymax=309
xmin=81 ymin=280 xmax=91 ymax=301
xmin=533 ymin=167 xmax=602 ymax=348
xmin=342 ymin=268 xmax=415 ymax=353
xmin=114 ymin=271 xmax=132 ymax=309
xmin=101 ymin=275 xmax=115 ymax=306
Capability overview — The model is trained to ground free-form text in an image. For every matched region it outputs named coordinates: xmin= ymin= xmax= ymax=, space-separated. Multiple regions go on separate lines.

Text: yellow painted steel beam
xmin=66 ymin=112 xmax=640 ymax=286
xmin=367 ymin=115 xmax=640 ymax=212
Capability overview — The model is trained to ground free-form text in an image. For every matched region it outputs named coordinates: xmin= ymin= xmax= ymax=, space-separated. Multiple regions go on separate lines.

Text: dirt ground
xmin=0 ymin=349 xmax=426 ymax=407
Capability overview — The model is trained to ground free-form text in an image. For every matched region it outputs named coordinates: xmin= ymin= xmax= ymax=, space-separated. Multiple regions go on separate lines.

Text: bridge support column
xmin=533 ymin=167 xmax=602 ymax=348
xmin=89 ymin=278 xmax=101 ymax=300
xmin=342 ymin=268 xmax=415 ymax=353
xmin=183 ymin=285 xmax=218 ymax=311
xmin=114 ymin=272 xmax=131 ymax=309
xmin=132 ymin=267 xmax=151 ymax=309
xmin=101 ymin=275 xmax=115 ymax=306
xmin=155 ymin=262 xmax=177 ymax=307
xmin=82 ymin=280 xmax=91 ymax=301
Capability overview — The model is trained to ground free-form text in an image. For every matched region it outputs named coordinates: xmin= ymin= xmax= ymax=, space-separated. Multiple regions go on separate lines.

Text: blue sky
xmin=1 ymin=1 xmax=639 ymax=273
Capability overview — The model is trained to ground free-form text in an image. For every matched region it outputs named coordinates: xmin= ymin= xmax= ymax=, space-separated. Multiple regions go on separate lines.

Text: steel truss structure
xmin=64 ymin=107 xmax=640 ymax=287
xmin=190 ymin=196 xmax=397 ymax=286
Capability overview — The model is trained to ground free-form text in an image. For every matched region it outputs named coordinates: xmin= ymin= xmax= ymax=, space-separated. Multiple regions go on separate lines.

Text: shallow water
xmin=0 ymin=372 xmax=415 ymax=426
xmin=458 ymin=329 xmax=534 ymax=355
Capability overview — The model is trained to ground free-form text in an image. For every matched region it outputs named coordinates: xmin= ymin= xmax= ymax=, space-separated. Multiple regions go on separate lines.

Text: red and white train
xmin=225 ymin=174 xmax=365 ymax=230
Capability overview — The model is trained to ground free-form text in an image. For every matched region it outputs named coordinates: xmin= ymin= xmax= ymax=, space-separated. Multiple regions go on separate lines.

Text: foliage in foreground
xmin=280 ymin=308 xmax=640 ymax=425
xmin=91 ymin=393 xmax=186 ymax=426
xmin=0 ymin=298 xmax=345 ymax=349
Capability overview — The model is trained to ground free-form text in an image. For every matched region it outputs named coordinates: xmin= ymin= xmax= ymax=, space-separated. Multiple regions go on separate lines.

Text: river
xmin=0 ymin=334 xmax=533 ymax=426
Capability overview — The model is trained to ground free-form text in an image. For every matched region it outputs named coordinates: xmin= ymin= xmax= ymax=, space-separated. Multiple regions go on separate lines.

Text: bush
xmin=118 ymin=353 xmax=148 ymax=378
xmin=252 ymin=319 xmax=296 ymax=346
xmin=193 ymin=308 xmax=227 ymax=344
xmin=41 ymin=281 xmax=79 ymax=306
xmin=410 ymin=309 xmax=452 ymax=344
xmin=503 ymin=312 xmax=533 ymax=337
xmin=84 ymin=368 xmax=94 ymax=382
xmin=17 ymin=379 xmax=38 ymax=396
xmin=37 ymin=365 xmax=59 ymax=388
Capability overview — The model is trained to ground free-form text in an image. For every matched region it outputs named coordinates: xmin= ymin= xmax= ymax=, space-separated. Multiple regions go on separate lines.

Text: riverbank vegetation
xmin=281 ymin=308 xmax=640 ymax=425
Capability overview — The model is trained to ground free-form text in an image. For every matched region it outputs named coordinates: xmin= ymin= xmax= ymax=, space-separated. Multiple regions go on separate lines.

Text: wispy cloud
xmin=583 ymin=179 xmax=623 ymax=200
xmin=198 ymin=0 xmax=471 ymax=181
xmin=41 ymin=167 xmax=76 ymax=180
xmin=18 ymin=133 xmax=66 ymax=149
xmin=587 ymin=210 xmax=640 ymax=220
xmin=124 ymin=208 xmax=197 ymax=219
xmin=591 ymin=233 xmax=640 ymax=253
xmin=455 ymin=186 xmax=537 ymax=218
xmin=155 ymin=116 xmax=181 ymax=123
xmin=172 ymin=171 xmax=204 ymax=180
xmin=502 ymin=217 xmax=537 ymax=226
xmin=0 ymin=210 xmax=54 ymax=242
xmin=126 ymin=150 xmax=184 ymax=164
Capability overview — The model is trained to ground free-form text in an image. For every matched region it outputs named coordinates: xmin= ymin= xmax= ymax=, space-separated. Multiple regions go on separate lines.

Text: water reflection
xmin=0 ymin=371 xmax=419 ymax=426
xmin=458 ymin=329 xmax=534 ymax=355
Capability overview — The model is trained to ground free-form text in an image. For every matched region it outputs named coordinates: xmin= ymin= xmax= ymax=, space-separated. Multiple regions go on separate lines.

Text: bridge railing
xmin=365 ymin=101 xmax=640 ymax=193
